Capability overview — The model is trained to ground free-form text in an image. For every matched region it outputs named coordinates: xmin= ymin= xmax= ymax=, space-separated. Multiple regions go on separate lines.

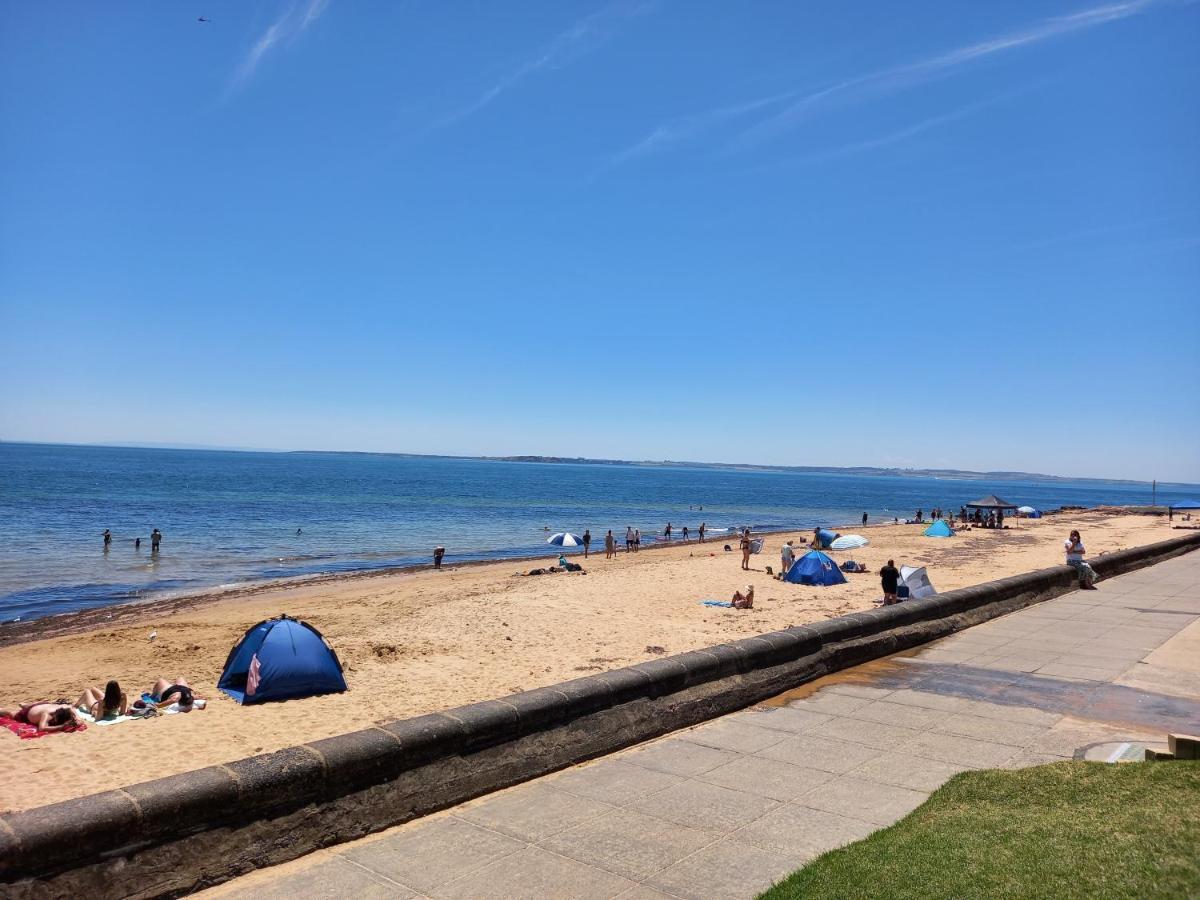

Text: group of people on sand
xmin=2 ymin=676 xmax=203 ymax=733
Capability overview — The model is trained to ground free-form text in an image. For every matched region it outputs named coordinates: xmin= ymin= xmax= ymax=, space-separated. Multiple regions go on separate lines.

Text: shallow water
xmin=1 ymin=442 xmax=1193 ymax=622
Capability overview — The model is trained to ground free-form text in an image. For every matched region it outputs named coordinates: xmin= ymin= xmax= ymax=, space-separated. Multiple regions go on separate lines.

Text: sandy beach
xmin=0 ymin=510 xmax=1176 ymax=813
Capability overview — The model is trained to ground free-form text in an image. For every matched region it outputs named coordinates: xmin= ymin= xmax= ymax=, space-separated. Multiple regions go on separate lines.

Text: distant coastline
xmin=2 ymin=440 xmax=1192 ymax=488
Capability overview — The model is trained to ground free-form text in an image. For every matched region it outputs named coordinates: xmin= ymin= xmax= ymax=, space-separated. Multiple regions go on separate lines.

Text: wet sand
xmin=0 ymin=509 xmax=1173 ymax=812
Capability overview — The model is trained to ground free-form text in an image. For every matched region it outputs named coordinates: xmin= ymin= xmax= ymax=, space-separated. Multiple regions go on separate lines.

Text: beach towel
xmin=700 ymin=600 xmax=733 ymax=608
xmin=0 ymin=715 xmax=87 ymax=740
xmin=78 ymin=710 xmax=138 ymax=726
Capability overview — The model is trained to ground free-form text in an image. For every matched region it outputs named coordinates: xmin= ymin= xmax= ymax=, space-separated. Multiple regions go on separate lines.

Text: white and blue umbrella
xmin=829 ymin=534 xmax=869 ymax=551
xmin=547 ymin=532 xmax=583 ymax=547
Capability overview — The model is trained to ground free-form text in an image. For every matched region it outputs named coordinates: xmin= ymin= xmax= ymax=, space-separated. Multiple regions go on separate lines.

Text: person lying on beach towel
xmin=76 ymin=680 xmax=128 ymax=721
xmin=0 ymin=701 xmax=85 ymax=738
xmin=134 ymin=677 xmax=205 ymax=712
xmin=557 ymin=555 xmax=586 ymax=573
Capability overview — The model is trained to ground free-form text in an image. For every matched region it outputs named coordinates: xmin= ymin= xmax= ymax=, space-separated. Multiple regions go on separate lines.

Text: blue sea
xmin=1 ymin=442 xmax=1196 ymax=623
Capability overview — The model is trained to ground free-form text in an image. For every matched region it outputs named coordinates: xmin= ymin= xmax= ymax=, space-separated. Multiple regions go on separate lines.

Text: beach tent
xmin=1017 ymin=506 xmax=1042 ymax=518
xmin=923 ymin=519 xmax=954 ymax=537
xmin=899 ymin=566 xmax=936 ymax=600
xmin=784 ymin=550 xmax=847 ymax=586
xmin=218 ymin=615 xmax=347 ymax=705
xmin=965 ymin=495 xmax=1019 ymax=511
xmin=813 ymin=528 xmax=840 ymax=549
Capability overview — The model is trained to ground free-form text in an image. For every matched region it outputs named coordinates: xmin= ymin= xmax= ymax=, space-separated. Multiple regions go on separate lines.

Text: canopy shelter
xmin=923 ymin=519 xmax=954 ymax=537
xmin=784 ymin=550 xmax=847 ymax=586
xmin=965 ymin=495 xmax=1019 ymax=511
xmin=1168 ymin=499 xmax=1200 ymax=511
xmin=219 ymin=615 xmax=347 ymax=705
xmin=899 ymin=566 xmax=937 ymax=600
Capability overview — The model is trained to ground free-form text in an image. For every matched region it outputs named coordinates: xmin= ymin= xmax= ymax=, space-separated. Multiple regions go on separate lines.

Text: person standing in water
xmin=862 ymin=512 xmax=868 ymax=527
xmin=134 ymin=537 xmax=141 ymax=550
xmin=433 ymin=546 xmax=445 ymax=569
xmin=102 ymin=529 xmax=112 ymax=548
xmin=698 ymin=522 xmax=706 ymax=543
xmin=664 ymin=522 xmax=672 ymax=542
xmin=582 ymin=529 xmax=591 ymax=558
xmin=150 ymin=529 xmax=162 ymax=553
xmin=681 ymin=524 xmax=689 ymax=542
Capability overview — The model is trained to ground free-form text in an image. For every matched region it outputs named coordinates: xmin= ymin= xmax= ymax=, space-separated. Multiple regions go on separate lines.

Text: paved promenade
xmin=203 ymin=551 xmax=1200 ymax=900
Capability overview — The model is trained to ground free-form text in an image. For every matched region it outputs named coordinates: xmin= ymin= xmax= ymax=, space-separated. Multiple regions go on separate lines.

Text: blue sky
xmin=1 ymin=1 xmax=1197 ymax=481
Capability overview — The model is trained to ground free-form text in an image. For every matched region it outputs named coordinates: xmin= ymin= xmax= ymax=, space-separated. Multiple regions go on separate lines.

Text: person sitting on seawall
xmin=76 ymin=680 xmax=128 ymax=720
xmin=731 ymin=584 xmax=754 ymax=609
xmin=1064 ymin=530 xmax=1098 ymax=589
xmin=0 ymin=701 xmax=81 ymax=731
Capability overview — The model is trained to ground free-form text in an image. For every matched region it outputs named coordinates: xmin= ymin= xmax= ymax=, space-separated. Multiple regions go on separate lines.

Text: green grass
xmin=760 ymin=761 xmax=1200 ymax=900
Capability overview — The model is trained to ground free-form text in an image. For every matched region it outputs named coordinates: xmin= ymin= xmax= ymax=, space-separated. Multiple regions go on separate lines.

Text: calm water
xmin=1 ymin=443 xmax=1195 ymax=622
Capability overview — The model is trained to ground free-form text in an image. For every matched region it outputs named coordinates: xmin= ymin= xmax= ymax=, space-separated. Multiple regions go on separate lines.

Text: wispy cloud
xmin=426 ymin=1 xmax=652 ymax=134
xmin=732 ymin=0 xmax=1159 ymax=151
xmin=230 ymin=0 xmax=330 ymax=91
xmin=605 ymin=0 xmax=1164 ymax=167
xmin=601 ymin=91 xmax=796 ymax=173
xmin=779 ymin=94 xmax=1010 ymax=168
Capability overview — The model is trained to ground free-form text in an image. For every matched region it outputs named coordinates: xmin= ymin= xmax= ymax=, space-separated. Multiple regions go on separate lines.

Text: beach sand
xmin=0 ymin=510 xmax=1174 ymax=813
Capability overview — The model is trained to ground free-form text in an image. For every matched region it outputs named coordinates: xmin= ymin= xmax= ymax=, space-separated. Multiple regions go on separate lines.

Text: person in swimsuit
xmin=604 ymin=530 xmax=615 ymax=559
xmin=731 ymin=585 xmax=754 ymax=609
xmin=1 ymin=701 xmax=80 ymax=731
xmin=698 ymin=522 xmax=706 ymax=543
xmin=740 ymin=529 xmax=752 ymax=571
xmin=143 ymin=677 xmax=200 ymax=710
xmin=76 ymin=680 xmax=128 ymax=720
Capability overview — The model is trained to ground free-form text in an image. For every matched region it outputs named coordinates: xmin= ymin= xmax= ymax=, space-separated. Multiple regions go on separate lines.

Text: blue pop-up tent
xmin=219 ymin=615 xmax=347 ymax=704
xmin=923 ymin=519 xmax=954 ymax=537
xmin=785 ymin=550 xmax=847 ymax=586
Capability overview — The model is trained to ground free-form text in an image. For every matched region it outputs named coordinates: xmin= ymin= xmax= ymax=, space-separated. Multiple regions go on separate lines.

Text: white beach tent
xmin=899 ymin=565 xmax=937 ymax=600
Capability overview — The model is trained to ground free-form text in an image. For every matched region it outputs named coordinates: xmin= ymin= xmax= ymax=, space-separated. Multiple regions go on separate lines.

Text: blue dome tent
xmin=784 ymin=550 xmax=847 ymax=586
xmin=923 ymin=519 xmax=954 ymax=537
xmin=219 ymin=615 xmax=347 ymax=704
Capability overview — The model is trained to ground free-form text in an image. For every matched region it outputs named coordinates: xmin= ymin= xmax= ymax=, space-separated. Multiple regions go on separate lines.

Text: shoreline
xmin=0 ymin=505 xmax=1166 ymax=648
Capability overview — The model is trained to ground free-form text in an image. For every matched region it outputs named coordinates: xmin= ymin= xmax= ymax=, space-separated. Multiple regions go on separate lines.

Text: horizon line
xmin=2 ymin=439 xmax=1195 ymax=489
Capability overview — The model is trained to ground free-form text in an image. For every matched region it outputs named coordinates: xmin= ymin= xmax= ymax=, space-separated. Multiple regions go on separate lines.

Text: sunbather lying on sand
xmin=138 ymin=677 xmax=203 ymax=711
xmin=1 ymin=701 xmax=81 ymax=731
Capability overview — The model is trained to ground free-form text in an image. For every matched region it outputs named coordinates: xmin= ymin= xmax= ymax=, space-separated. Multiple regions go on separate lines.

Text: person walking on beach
xmin=634 ymin=529 xmax=641 ymax=551
xmin=625 ymin=527 xmax=633 ymax=552
xmin=102 ymin=529 xmax=112 ymax=549
xmin=682 ymin=525 xmax=689 ymax=542
xmin=433 ymin=546 xmax=445 ymax=569
xmin=740 ymin=529 xmax=752 ymax=571
xmin=604 ymin=530 xmax=615 ymax=559
xmin=880 ymin=559 xmax=900 ymax=605
xmin=151 ymin=529 xmax=162 ymax=553
xmin=664 ymin=523 xmax=672 ymax=542
xmin=582 ymin=529 xmax=591 ymax=558
xmin=698 ymin=522 xmax=706 ymax=543
xmin=1064 ymin=530 xmax=1098 ymax=588
xmin=862 ymin=512 xmax=868 ymax=527
xmin=780 ymin=540 xmax=795 ymax=576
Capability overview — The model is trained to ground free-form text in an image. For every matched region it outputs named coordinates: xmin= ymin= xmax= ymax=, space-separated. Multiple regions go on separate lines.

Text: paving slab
xmin=343 ymin=816 xmax=524 ymax=894
xmin=681 ymin=718 xmax=791 ymax=754
xmin=224 ymin=857 xmax=417 ymax=899
xmin=432 ymin=846 xmax=636 ymax=900
xmin=547 ymin=759 xmax=685 ymax=806
xmin=623 ymin=737 xmax=741 ymax=777
xmin=730 ymin=803 xmax=879 ymax=858
xmin=696 ymin=754 xmax=836 ymax=802
xmin=645 ymin=840 xmax=797 ymax=900
xmin=629 ymin=778 xmax=780 ymax=832
xmin=540 ymin=808 xmax=720 ymax=882
xmin=755 ymin=733 xmax=884 ymax=774
xmin=805 ymin=714 xmax=924 ymax=750
xmin=730 ymin=706 xmax=832 ymax=735
xmin=848 ymin=751 xmax=976 ymax=792
xmin=797 ymin=775 xmax=929 ymax=826
xmin=457 ymin=782 xmax=615 ymax=843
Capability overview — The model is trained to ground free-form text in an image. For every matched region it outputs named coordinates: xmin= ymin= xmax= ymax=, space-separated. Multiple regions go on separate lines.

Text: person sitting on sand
xmin=1 ymin=701 xmax=80 ymax=731
xmin=731 ymin=585 xmax=754 ymax=609
xmin=76 ymin=680 xmax=127 ymax=720
xmin=557 ymin=555 xmax=586 ymax=573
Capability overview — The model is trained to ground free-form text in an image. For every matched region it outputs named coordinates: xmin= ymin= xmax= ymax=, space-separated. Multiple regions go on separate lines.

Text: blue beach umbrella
xmin=547 ymin=532 xmax=583 ymax=547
